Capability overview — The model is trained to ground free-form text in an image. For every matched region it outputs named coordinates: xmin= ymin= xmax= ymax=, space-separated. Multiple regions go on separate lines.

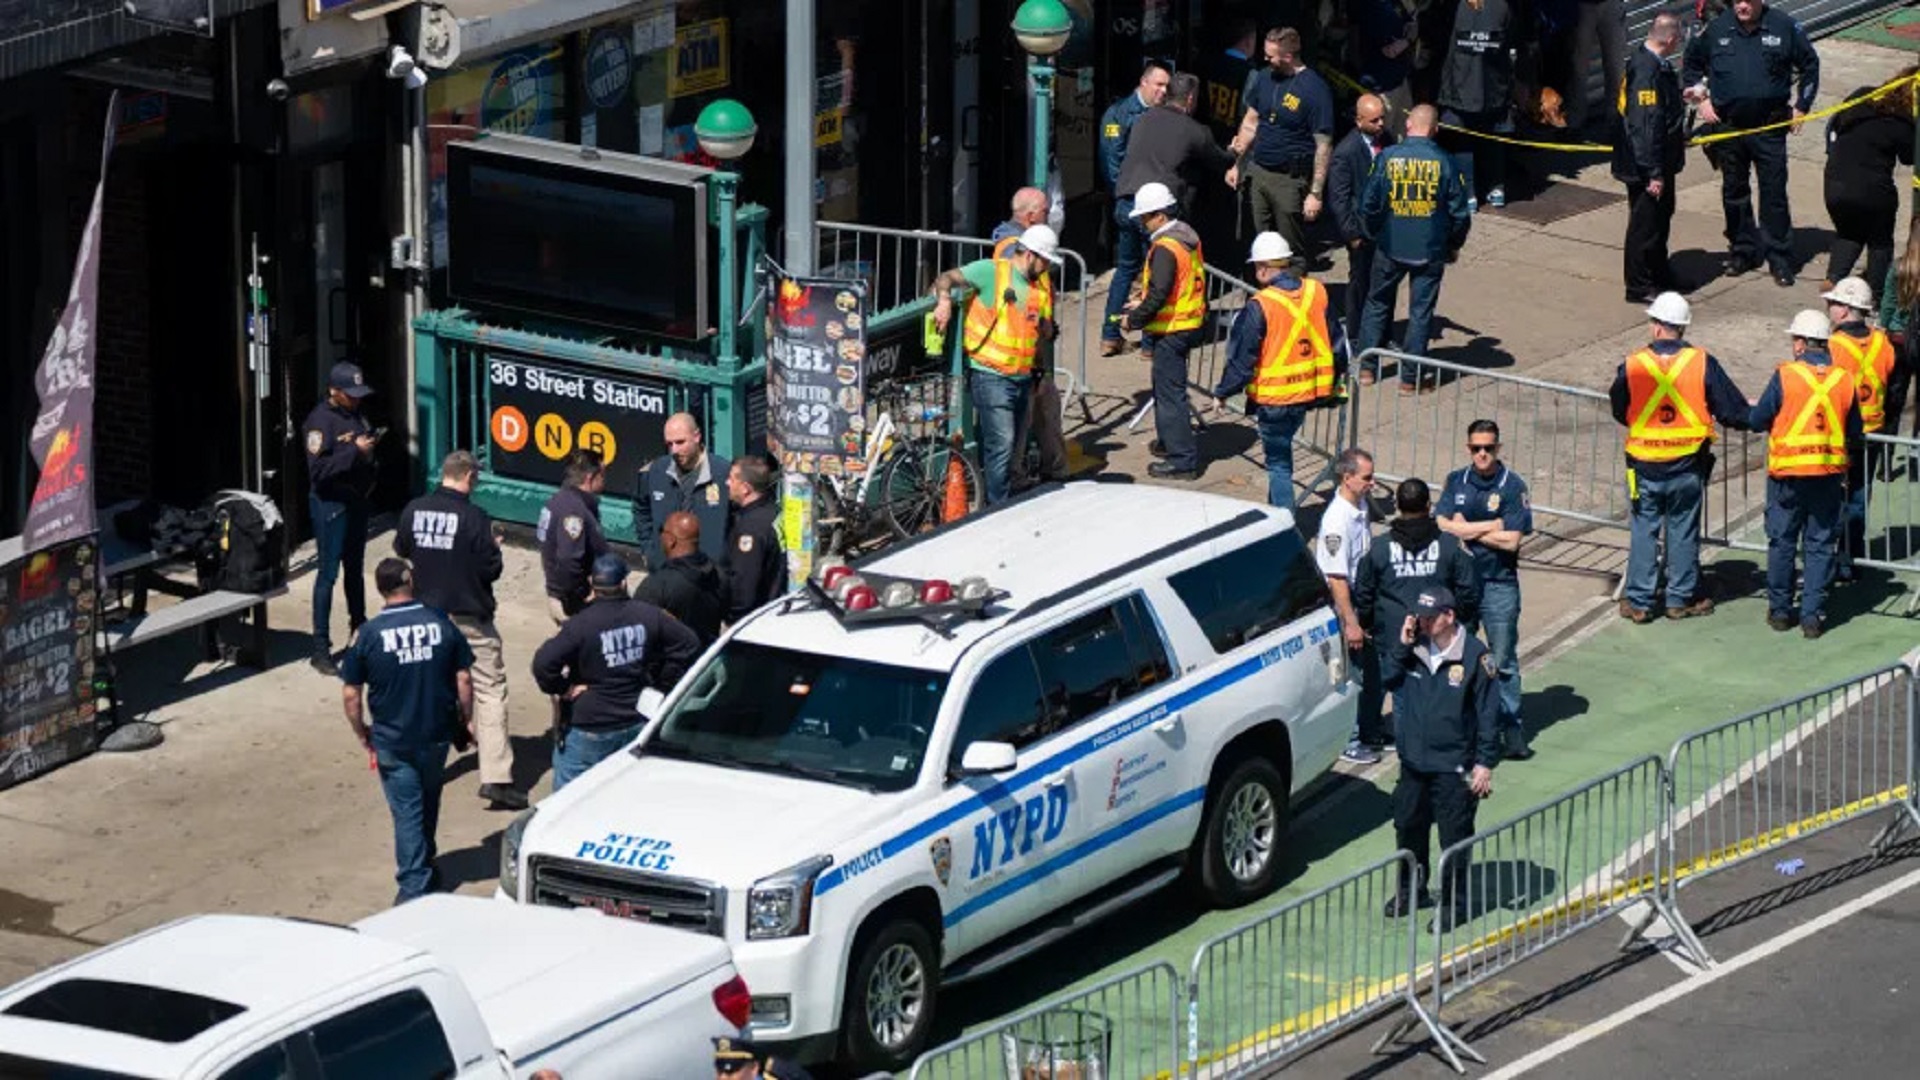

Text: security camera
xmin=386 ymin=45 xmax=417 ymax=81
xmin=265 ymin=78 xmax=291 ymax=102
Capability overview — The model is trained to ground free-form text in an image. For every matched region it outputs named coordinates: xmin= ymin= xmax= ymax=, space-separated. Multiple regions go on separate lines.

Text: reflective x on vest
xmin=1249 ymin=281 xmax=1335 ymax=406
xmin=1829 ymin=330 xmax=1892 ymax=433
xmin=1767 ymin=363 xmax=1851 ymax=477
xmin=1624 ymin=347 xmax=1710 ymax=462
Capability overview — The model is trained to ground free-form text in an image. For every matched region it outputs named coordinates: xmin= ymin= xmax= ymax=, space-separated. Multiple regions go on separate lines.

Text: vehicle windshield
xmin=642 ymin=641 xmax=948 ymax=793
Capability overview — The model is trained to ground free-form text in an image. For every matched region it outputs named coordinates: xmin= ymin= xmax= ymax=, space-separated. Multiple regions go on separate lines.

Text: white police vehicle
xmin=500 ymin=482 xmax=1355 ymax=1071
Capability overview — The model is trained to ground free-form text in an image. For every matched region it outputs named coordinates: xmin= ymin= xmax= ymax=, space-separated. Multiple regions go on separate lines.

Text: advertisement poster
xmin=0 ymin=539 xmax=103 ymax=792
xmin=766 ymin=272 xmax=867 ymax=477
xmin=484 ymin=355 xmax=671 ymax=486
xmin=426 ymin=42 xmax=567 ymax=269
xmin=669 ymin=19 xmax=729 ymax=98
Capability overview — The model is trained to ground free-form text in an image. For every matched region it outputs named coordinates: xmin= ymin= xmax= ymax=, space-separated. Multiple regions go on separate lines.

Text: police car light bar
xmin=809 ymin=562 xmax=1002 ymax=626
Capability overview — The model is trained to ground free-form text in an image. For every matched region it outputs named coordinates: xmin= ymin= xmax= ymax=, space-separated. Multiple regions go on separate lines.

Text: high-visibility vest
xmin=1623 ymin=346 xmax=1712 ymax=463
xmin=991 ymin=233 xmax=1018 ymax=260
xmin=1766 ymin=361 xmax=1854 ymax=478
xmin=1248 ymin=279 xmax=1336 ymax=406
xmin=1144 ymin=235 xmax=1206 ymax=334
xmin=1828 ymin=328 xmax=1895 ymax=434
xmin=962 ymin=256 xmax=1052 ymax=377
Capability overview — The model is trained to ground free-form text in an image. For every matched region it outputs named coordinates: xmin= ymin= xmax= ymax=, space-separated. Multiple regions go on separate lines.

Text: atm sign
xmin=669 ymin=19 xmax=730 ymax=98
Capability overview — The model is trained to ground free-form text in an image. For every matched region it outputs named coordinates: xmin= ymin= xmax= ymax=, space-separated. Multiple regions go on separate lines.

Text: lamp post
xmin=695 ymin=98 xmax=758 ymax=374
xmin=1012 ymin=0 xmax=1072 ymax=189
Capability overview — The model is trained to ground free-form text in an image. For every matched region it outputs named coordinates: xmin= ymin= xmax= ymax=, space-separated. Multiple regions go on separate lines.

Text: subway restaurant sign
xmin=669 ymin=19 xmax=730 ymax=98
xmin=484 ymin=357 xmax=670 ymax=486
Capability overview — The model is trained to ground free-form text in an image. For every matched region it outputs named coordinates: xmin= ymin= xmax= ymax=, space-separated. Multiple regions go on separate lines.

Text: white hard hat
xmin=1247 ymin=231 xmax=1293 ymax=264
xmin=1786 ymin=309 xmax=1832 ymax=341
xmin=1017 ymin=224 xmax=1064 ymax=264
xmin=1129 ymin=182 xmax=1179 ymax=217
xmin=1819 ymin=276 xmax=1874 ymax=312
xmin=1645 ymin=292 xmax=1691 ymax=327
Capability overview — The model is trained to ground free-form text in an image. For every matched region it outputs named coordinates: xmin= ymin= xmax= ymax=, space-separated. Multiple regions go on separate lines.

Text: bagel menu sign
xmin=0 ymin=538 xmax=102 ymax=791
xmin=483 ymin=356 xmax=671 ymax=486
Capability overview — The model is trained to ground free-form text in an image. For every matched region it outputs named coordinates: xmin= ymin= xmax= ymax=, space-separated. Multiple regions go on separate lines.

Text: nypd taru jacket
xmin=1353 ymin=515 xmax=1482 ymax=639
xmin=394 ymin=486 xmax=502 ymax=620
xmin=1381 ymin=627 xmax=1503 ymax=774
xmin=1360 ymin=136 xmax=1473 ymax=265
xmin=531 ymin=596 xmax=701 ymax=730
xmin=538 ymin=486 xmax=610 ymax=614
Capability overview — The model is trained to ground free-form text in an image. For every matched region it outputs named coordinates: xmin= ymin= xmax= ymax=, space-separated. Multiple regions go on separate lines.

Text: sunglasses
xmin=1467 ymin=443 xmax=1500 ymax=455
xmin=716 ymin=1064 xmax=750 ymax=1076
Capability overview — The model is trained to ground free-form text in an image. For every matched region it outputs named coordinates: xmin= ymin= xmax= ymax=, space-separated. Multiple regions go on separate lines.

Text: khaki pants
xmin=547 ymin=596 xmax=568 ymax=627
xmin=451 ymin=616 xmax=513 ymax=786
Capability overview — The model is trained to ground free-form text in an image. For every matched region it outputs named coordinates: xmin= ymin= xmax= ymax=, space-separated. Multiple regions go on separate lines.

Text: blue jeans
xmin=1359 ymin=258 xmax=1446 ymax=382
xmin=1151 ymin=330 xmax=1201 ymax=470
xmin=969 ymin=368 xmax=1032 ymax=505
xmin=1625 ymin=468 xmax=1704 ymax=610
xmin=1765 ymin=476 xmax=1843 ymax=622
xmin=553 ymin=722 xmax=643 ymax=792
xmin=1103 ymin=197 xmax=1147 ymax=343
xmin=1471 ymin=579 xmax=1523 ymax=729
xmin=1255 ymin=404 xmax=1308 ymax=511
xmin=375 ymin=742 xmax=448 ymax=902
xmin=310 ymin=494 xmax=368 ymax=650
xmin=1355 ymin=637 xmax=1388 ymax=746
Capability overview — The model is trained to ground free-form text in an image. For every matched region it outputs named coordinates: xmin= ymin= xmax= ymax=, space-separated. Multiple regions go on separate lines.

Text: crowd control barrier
xmin=906 ymin=962 xmax=1185 ymax=1080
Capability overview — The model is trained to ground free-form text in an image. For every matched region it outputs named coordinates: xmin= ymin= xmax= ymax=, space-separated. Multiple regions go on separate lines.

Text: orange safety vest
xmin=1766 ymin=361 xmax=1854 ymax=478
xmin=1622 ymin=346 xmax=1712 ymax=463
xmin=1828 ymin=327 xmax=1895 ymax=434
xmin=962 ymin=256 xmax=1052 ymax=377
xmin=991 ymin=234 xmax=1018 ymax=260
xmin=1247 ymin=279 xmax=1336 ymax=406
xmin=1144 ymin=234 xmax=1206 ymax=334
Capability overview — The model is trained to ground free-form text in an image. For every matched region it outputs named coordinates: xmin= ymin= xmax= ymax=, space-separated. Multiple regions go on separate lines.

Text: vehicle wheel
xmin=1195 ymin=757 xmax=1289 ymax=907
xmin=880 ymin=439 xmax=983 ymax=539
xmin=841 ymin=917 xmax=939 ymax=1072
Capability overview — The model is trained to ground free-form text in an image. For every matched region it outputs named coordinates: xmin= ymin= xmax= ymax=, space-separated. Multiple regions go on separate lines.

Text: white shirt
xmin=1315 ymin=494 xmax=1370 ymax=582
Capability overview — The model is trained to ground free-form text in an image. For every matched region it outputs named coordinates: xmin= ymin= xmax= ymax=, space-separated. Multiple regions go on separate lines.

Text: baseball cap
xmin=329 ymin=360 xmax=374 ymax=398
xmin=1413 ymin=586 xmax=1456 ymax=616
xmin=589 ymin=553 xmax=630 ymax=591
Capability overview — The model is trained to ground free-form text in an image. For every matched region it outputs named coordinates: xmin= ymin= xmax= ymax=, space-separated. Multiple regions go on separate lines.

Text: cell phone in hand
xmin=370 ymin=426 xmax=389 ymax=442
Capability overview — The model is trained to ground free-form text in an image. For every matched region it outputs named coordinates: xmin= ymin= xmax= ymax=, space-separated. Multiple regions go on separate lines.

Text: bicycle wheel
xmin=879 ymin=439 xmax=984 ymax=540
xmin=814 ymin=477 xmax=850 ymax=557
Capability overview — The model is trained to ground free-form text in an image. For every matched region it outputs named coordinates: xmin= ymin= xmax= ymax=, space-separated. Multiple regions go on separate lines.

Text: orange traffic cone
xmin=940 ymin=435 xmax=969 ymax=526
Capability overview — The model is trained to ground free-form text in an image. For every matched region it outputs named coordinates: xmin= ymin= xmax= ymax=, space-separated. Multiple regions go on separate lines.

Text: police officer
xmin=1824 ymin=276 xmax=1896 ymax=582
xmin=992 ymin=188 xmax=1070 ymax=489
xmin=1438 ymin=419 xmax=1534 ymax=759
xmin=539 ymin=449 xmax=611 ymax=625
xmin=532 ymin=553 xmax=700 ymax=790
xmin=1358 ymin=105 xmax=1473 ymax=393
xmin=634 ymin=511 xmax=727 ymax=648
xmin=1316 ymin=449 xmax=1382 ymax=765
xmin=713 ymin=1036 xmax=814 ymax=1080
xmin=726 ymin=455 xmax=786 ymax=623
xmin=1381 ymin=586 xmax=1500 ymax=932
xmin=304 ymin=360 xmax=378 ymax=676
xmin=339 ymin=558 xmax=473 ymax=904
xmin=1099 ymin=59 xmax=1174 ymax=358
xmin=394 ymin=451 xmax=526 ymax=811
xmin=1749 ymin=310 xmax=1863 ymax=638
xmin=1209 ymin=231 xmax=1345 ymax=511
xmin=1609 ymin=293 xmax=1752 ymax=622
xmin=1125 ymin=182 xmax=1208 ymax=481
xmin=1227 ymin=27 xmax=1335 ymax=262
xmin=635 ymin=413 xmax=732 ymax=572
xmin=1684 ymin=0 xmax=1819 ymax=287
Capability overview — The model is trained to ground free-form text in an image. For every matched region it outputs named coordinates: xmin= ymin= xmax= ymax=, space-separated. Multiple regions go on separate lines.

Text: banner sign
xmin=484 ymin=356 xmax=670 ymax=486
xmin=767 ymin=272 xmax=867 ymax=477
xmin=0 ymin=538 xmax=103 ymax=792
xmin=24 ymin=94 xmax=116 ymax=556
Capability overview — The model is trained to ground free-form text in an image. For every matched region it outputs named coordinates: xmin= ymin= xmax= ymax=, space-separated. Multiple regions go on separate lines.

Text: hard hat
xmin=1786 ymin=309 xmax=1832 ymax=341
xmin=1819 ymin=276 xmax=1874 ymax=312
xmin=1247 ymin=231 xmax=1293 ymax=263
xmin=1644 ymin=292 xmax=1691 ymax=327
xmin=1017 ymin=224 xmax=1064 ymax=264
xmin=1128 ymin=182 xmax=1179 ymax=218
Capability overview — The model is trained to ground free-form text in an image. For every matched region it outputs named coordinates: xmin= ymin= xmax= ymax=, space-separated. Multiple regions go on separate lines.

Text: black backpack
xmin=199 ymin=491 xmax=288 ymax=594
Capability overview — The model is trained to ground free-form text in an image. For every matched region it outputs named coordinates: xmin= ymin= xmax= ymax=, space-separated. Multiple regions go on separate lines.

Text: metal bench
xmin=101 ymin=586 xmax=287 ymax=669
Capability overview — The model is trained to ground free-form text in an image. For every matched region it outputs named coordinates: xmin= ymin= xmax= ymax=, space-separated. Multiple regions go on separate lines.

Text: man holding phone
xmin=304 ymin=361 xmax=380 ymax=676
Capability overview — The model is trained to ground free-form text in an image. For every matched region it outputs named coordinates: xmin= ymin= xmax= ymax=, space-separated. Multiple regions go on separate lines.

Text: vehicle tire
xmin=1194 ymin=757 xmax=1290 ymax=907
xmin=879 ymin=439 xmax=983 ymax=540
xmin=840 ymin=917 xmax=940 ymax=1072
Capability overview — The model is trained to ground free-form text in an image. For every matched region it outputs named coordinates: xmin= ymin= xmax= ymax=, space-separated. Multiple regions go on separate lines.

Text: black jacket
xmin=531 ymin=596 xmax=700 ymax=730
xmin=1824 ymin=87 xmax=1915 ymax=213
xmin=1683 ymin=5 xmax=1819 ymax=127
xmin=1613 ymin=44 xmax=1686 ymax=184
xmin=1438 ymin=0 xmax=1515 ymax=116
xmin=634 ymin=552 xmax=727 ymax=648
xmin=1353 ymin=516 xmax=1481 ymax=636
xmin=301 ymin=402 xmax=375 ymax=504
xmin=1116 ymin=105 xmax=1236 ymax=210
xmin=634 ymin=453 xmax=732 ymax=571
xmin=1381 ymin=629 xmax=1503 ymax=774
xmin=727 ymin=498 xmax=786 ymax=622
xmin=394 ymin=486 xmax=502 ymax=619
xmin=1329 ymin=127 xmax=1396 ymax=244
xmin=538 ymin=486 xmax=610 ymax=613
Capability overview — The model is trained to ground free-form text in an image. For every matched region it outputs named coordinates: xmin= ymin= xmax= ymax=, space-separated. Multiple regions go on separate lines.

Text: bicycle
xmin=812 ymin=373 xmax=985 ymax=557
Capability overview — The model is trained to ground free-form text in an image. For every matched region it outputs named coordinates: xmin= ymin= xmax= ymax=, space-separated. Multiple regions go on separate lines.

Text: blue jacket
xmin=1748 ymin=347 xmax=1865 ymax=447
xmin=1608 ymin=339 xmax=1753 ymax=479
xmin=634 ymin=452 xmax=733 ymax=572
xmin=1361 ymin=136 xmax=1472 ymax=265
xmin=1098 ymin=92 xmax=1152 ymax=193
xmin=1381 ymin=628 xmax=1503 ymax=774
xmin=1212 ymin=273 xmax=1350 ymax=399
xmin=1683 ymin=5 xmax=1819 ymax=127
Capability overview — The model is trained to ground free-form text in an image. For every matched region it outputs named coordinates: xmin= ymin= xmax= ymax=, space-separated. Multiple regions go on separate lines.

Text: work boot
xmin=1383 ymin=890 xmax=1434 ymax=918
xmin=1667 ymin=597 xmax=1715 ymax=620
xmin=1618 ymin=600 xmax=1652 ymax=624
xmin=480 ymin=783 xmax=529 ymax=811
xmin=1801 ymin=617 xmax=1825 ymax=640
xmin=1147 ymin=461 xmax=1200 ymax=481
xmin=1100 ymin=339 xmax=1125 ymax=358
xmin=310 ymin=649 xmax=339 ymax=678
xmin=1504 ymin=725 xmax=1534 ymax=761
xmin=1148 ymin=440 xmax=1169 ymax=459
xmin=1767 ymin=612 xmax=1795 ymax=632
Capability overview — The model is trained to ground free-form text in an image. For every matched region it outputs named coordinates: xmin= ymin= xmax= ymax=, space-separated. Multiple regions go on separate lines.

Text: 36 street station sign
xmin=485 ymin=357 xmax=670 ymax=487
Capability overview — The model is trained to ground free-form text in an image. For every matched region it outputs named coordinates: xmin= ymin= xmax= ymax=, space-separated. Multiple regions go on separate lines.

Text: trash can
xmin=999 ymin=1008 xmax=1111 ymax=1080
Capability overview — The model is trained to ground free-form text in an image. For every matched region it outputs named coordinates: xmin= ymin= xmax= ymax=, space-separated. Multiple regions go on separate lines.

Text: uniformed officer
xmin=539 ymin=449 xmax=611 ymax=625
xmin=1684 ymin=0 xmax=1820 ymax=287
xmin=1124 ymin=183 xmax=1208 ymax=481
xmin=1358 ymin=105 xmax=1473 ymax=393
xmin=1615 ymin=13 xmax=1688 ymax=302
xmin=1315 ymin=449 xmax=1381 ymax=765
xmin=1609 ymin=293 xmax=1752 ymax=622
xmin=726 ymin=455 xmax=786 ymax=623
xmin=1824 ymin=276 xmax=1896 ymax=582
xmin=713 ymin=1036 xmax=815 ymax=1080
xmin=1227 ymin=27 xmax=1335 ymax=262
xmin=1438 ymin=420 xmax=1534 ymax=759
xmin=1748 ymin=310 xmax=1863 ymax=638
xmin=635 ymin=412 xmax=732 ymax=572
xmin=992 ymin=188 xmax=1069 ymax=489
xmin=532 ymin=553 xmax=700 ymax=790
xmin=1099 ymin=59 xmax=1174 ymax=358
xmin=339 ymin=558 xmax=473 ymax=905
xmin=304 ymin=360 xmax=378 ymax=676
xmin=1380 ymin=586 xmax=1500 ymax=933
xmin=633 ymin=511 xmax=727 ymax=648
xmin=394 ymin=451 xmax=525 ymax=812
xmin=1210 ymin=231 xmax=1346 ymax=511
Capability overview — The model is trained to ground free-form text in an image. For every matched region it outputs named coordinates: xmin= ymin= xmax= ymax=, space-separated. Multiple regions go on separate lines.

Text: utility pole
xmin=784 ymin=0 xmax=815 ymax=275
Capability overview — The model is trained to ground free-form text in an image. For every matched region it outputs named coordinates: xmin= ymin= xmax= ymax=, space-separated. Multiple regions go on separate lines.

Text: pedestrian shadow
xmin=1791 ymin=226 xmax=1837 ymax=275
xmin=436 ymin=827 xmax=506 ymax=892
xmin=1521 ymin=683 xmax=1589 ymax=741
xmin=1824 ymin=565 xmax=1907 ymax=628
xmin=1426 ymin=317 xmax=1517 ymax=372
xmin=440 ymin=732 xmax=554 ymax=795
xmin=1460 ymin=858 xmax=1562 ymax=918
xmin=1670 ymin=248 xmax=1721 ymax=290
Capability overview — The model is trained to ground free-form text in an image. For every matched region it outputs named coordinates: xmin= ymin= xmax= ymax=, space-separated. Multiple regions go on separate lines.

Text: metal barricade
xmin=1187 ymin=851 xmax=1477 ymax=1077
xmin=1664 ymin=663 xmax=1920 ymax=963
xmin=906 ymin=962 xmax=1185 ymax=1080
xmin=1429 ymin=756 xmax=1677 ymax=1011
xmin=1855 ymin=433 xmax=1920 ymax=611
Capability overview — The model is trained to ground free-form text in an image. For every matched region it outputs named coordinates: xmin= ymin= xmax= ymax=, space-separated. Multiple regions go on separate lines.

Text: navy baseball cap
xmin=329 ymin=361 xmax=374 ymax=398
xmin=1413 ymin=587 xmax=1456 ymax=616
xmin=589 ymin=553 xmax=629 ymax=591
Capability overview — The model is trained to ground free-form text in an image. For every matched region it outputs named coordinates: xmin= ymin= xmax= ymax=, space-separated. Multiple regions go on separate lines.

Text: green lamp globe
xmin=695 ymin=98 xmax=758 ymax=161
xmin=1011 ymin=0 xmax=1072 ymax=58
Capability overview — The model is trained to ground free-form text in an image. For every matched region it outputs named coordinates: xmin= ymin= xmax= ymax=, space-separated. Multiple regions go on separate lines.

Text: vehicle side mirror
xmin=636 ymin=687 xmax=666 ymax=722
xmin=956 ymin=741 xmax=1018 ymax=776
